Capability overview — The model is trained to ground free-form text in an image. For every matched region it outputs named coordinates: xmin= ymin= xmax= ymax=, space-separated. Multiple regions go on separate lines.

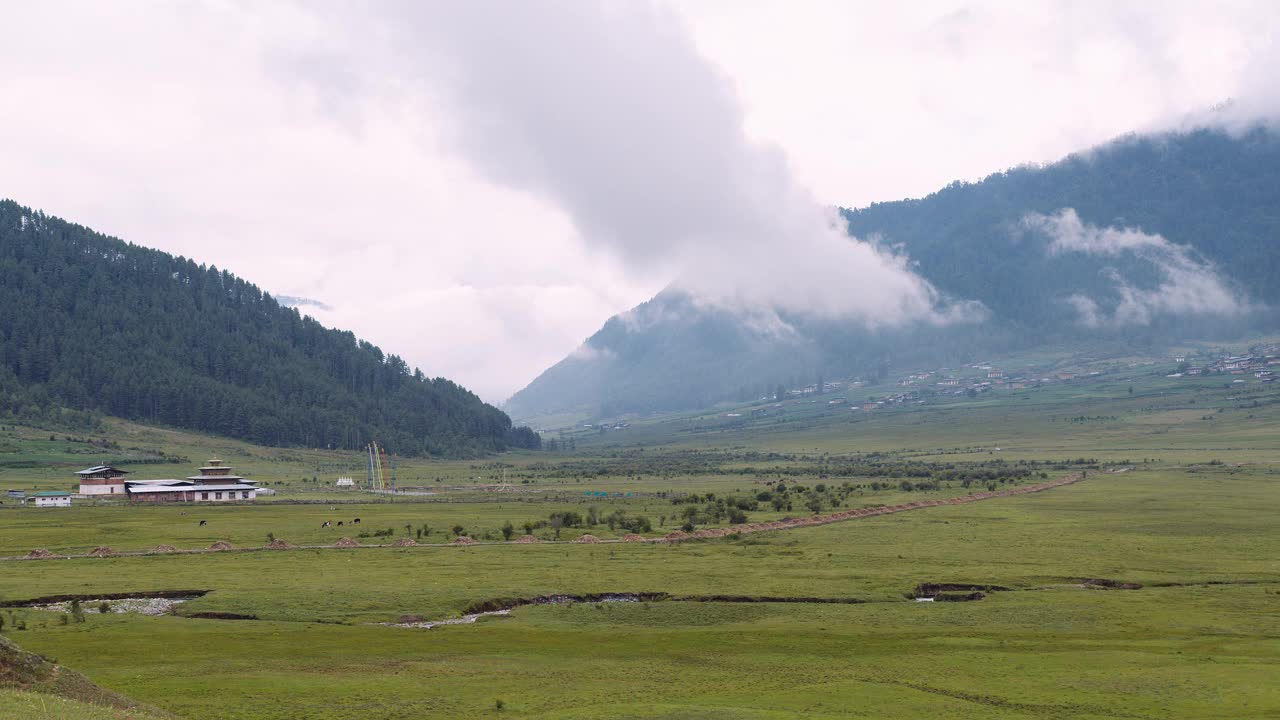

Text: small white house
xmin=31 ymin=491 xmax=72 ymax=508
xmin=335 ymin=477 xmax=356 ymax=488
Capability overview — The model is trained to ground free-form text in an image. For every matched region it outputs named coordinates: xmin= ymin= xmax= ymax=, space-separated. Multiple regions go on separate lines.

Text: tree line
xmin=0 ymin=200 xmax=539 ymax=456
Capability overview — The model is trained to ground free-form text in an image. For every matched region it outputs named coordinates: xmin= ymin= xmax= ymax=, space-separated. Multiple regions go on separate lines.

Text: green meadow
xmin=1 ymin=364 xmax=1279 ymax=718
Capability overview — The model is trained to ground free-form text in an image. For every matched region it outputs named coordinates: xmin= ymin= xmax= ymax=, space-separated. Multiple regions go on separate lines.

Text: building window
xmin=201 ymin=492 xmax=209 ymax=500
xmin=241 ymin=491 xmax=249 ymax=499
xmin=215 ymin=492 xmax=223 ymax=500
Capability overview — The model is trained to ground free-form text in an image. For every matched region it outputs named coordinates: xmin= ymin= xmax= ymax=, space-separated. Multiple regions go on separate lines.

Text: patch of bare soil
xmin=87 ymin=546 xmax=115 ymax=557
xmin=515 ymin=535 xmax=540 ymax=543
xmin=265 ymin=538 xmax=296 ymax=550
xmin=332 ymin=537 xmax=360 ymax=548
xmin=663 ymin=530 xmax=690 ymax=541
xmin=574 ymin=534 xmax=601 ymax=543
xmin=451 ymin=536 xmax=476 ymax=546
xmin=24 ymin=549 xmax=57 ymax=559
xmin=392 ymin=537 xmax=418 ymax=547
xmin=622 ymin=534 xmax=646 ymax=542
xmin=150 ymin=544 xmax=179 ymax=554
xmin=207 ymin=540 xmax=235 ymax=552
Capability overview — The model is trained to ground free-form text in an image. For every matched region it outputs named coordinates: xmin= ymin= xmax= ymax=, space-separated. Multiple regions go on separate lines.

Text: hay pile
xmin=208 ymin=540 xmax=235 ymax=552
xmin=622 ymin=534 xmax=646 ymax=542
xmin=332 ymin=537 xmax=360 ymax=548
xmin=451 ymin=536 xmax=476 ymax=546
xmin=87 ymin=546 xmax=116 ymax=557
xmin=574 ymin=534 xmax=601 ymax=544
xmin=397 ymin=614 xmax=426 ymax=624
xmin=515 ymin=535 xmax=540 ymax=544
xmin=25 ymin=548 xmax=57 ymax=559
xmin=663 ymin=530 xmax=690 ymax=541
xmin=150 ymin=544 xmax=178 ymax=554
xmin=392 ymin=537 xmax=418 ymax=547
xmin=265 ymin=538 xmax=296 ymax=550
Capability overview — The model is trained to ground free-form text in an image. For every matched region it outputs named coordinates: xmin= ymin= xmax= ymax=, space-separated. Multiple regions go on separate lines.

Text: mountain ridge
xmin=506 ymin=124 xmax=1280 ymax=422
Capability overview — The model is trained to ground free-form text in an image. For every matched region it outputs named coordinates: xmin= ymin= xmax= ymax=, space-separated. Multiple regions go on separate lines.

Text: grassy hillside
xmin=0 ymin=635 xmax=164 ymax=719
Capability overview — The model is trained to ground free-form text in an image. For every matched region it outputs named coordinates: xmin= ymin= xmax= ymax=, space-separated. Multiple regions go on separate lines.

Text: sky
xmin=1 ymin=1 xmax=1278 ymax=403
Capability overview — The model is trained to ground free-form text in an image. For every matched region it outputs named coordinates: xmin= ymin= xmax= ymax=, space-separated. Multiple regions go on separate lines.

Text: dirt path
xmin=1 ymin=471 xmax=1092 ymax=560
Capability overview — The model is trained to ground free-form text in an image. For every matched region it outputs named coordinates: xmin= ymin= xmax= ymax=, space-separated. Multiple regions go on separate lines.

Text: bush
xmin=548 ymin=511 xmax=584 ymax=528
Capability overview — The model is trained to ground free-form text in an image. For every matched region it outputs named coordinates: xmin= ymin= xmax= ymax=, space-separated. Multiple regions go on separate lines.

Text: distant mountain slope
xmin=507 ymin=125 xmax=1280 ymax=421
xmin=0 ymin=200 xmax=536 ymax=456
xmin=843 ymin=126 xmax=1280 ymax=331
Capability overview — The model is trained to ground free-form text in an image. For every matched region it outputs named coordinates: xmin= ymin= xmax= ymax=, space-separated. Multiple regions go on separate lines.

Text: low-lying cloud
xmin=365 ymin=1 xmax=979 ymax=329
xmin=1025 ymin=208 xmax=1246 ymax=327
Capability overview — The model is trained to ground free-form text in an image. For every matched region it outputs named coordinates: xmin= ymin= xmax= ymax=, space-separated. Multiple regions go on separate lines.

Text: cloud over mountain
xmin=1025 ymin=208 xmax=1246 ymax=327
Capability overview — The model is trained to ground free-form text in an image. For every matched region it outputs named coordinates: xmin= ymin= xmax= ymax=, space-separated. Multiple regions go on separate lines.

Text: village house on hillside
xmin=120 ymin=458 xmax=260 ymax=503
xmin=75 ymin=465 xmax=130 ymax=496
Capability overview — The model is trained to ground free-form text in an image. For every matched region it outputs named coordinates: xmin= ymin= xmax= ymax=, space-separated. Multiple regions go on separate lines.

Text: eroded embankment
xmin=388 ymin=592 xmax=876 ymax=629
xmin=0 ymin=590 xmax=209 ymax=608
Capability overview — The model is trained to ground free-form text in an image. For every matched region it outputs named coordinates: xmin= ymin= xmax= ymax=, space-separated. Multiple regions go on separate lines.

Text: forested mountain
xmin=507 ymin=124 xmax=1280 ymax=421
xmin=0 ymin=200 xmax=538 ymax=456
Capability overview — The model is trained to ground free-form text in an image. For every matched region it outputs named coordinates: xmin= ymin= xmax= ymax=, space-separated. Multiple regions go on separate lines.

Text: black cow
xmin=337 ymin=521 xmax=344 ymax=527
xmin=198 ymin=520 xmax=207 ymax=526
xmin=352 ymin=518 xmax=361 ymax=524
xmin=322 ymin=521 xmax=331 ymax=528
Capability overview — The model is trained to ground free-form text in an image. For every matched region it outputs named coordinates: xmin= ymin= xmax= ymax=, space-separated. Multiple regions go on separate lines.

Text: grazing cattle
xmin=322 ymin=521 xmax=331 ymax=528
xmin=198 ymin=520 xmax=207 ymax=526
xmin=353 ymin=518 xmax=361 ymax=524
xmin=337 ymin=521 xmax=344 ymax=527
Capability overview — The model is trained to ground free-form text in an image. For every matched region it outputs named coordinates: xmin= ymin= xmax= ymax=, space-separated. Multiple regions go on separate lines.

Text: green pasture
xmin=2 ymin=359 xmax=1279 ymax=718
xmin=0 ymin=466 xmax=1276 ymax=717
xmin=1 ymin=468 xmax=1275 ymax=623
xmin=4 ymin=583 xmax=1276 ymax=720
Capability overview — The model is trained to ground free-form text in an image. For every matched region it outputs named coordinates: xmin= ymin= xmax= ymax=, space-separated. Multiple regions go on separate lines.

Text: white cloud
xmin=0 ymin=2 xmax=1277 ymax=401
xmin=1025 ymin=209 xmax=1248 ymax=327
xmin=349 ymin=2 xmax=979 ymax=329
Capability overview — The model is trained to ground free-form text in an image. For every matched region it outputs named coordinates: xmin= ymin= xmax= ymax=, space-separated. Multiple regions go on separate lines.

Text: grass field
xmin=1 ymin=362 xmax=1278 ymax=718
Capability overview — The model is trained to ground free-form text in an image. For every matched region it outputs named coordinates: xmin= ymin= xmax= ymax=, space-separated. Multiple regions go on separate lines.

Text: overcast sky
xmin=2 ymin=1 xmax=1277 ymax=403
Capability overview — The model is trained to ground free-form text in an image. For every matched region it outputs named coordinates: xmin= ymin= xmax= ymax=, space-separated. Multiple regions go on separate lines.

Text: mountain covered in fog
xmin=506 ymin=125 xmax=1280 ymax=421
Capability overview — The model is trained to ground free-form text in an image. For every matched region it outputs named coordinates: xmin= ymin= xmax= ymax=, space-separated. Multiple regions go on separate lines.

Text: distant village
xmin=696 ymin=343 xmax=1280 ymax=422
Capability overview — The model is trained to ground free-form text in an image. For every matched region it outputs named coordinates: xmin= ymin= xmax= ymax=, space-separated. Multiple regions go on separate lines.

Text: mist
xmin=1025 ymin=208 xmax=1247 ymax=327
xmin=369 ymin=1 xmax=979 ymax=329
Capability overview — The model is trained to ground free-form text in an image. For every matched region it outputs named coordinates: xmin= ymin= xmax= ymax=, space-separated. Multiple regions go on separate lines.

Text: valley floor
xmin=0 ymin=467 xmax=1277 ymax=719
xmin=2 ymin=370 xmax=1278 ymax=718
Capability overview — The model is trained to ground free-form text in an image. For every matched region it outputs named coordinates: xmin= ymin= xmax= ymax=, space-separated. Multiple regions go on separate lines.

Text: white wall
xmin=78 ymin=483 xmax=124 ymax=496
